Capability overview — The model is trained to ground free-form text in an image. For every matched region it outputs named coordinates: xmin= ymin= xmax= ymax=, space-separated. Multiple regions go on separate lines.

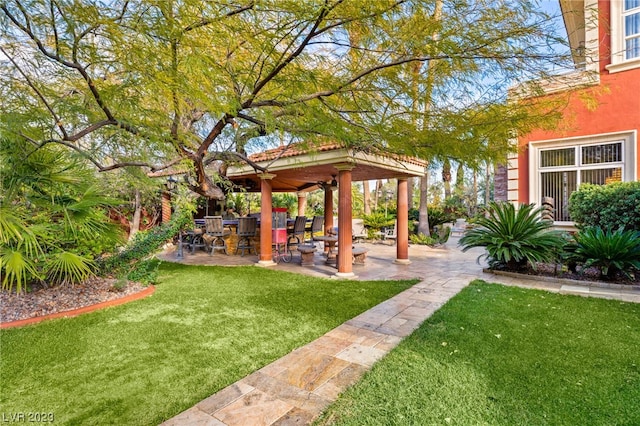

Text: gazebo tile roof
xmin=248 ymin=142 xmax=426 ymax=168
xmin=248 ymin=142 xmax=344 ymax=162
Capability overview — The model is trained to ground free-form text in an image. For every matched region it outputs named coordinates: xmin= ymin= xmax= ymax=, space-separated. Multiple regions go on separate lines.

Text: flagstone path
xmin=159 ymin=238 xmax=640 ymax=425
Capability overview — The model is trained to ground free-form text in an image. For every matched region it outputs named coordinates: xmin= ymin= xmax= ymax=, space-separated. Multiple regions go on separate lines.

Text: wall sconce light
xmin=329 ymin=175 xmax=338 ymax=191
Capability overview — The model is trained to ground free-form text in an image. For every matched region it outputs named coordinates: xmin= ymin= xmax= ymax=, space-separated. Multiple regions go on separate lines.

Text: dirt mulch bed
xmin=494 ymin=263 xmax=640 ymax=287
xmin=1 ymin=278 xmax=147 ymax=324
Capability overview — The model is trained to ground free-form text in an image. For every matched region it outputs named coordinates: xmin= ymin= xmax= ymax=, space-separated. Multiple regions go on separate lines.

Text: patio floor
xmin=158 ymin=237 xmax=640 ymax=426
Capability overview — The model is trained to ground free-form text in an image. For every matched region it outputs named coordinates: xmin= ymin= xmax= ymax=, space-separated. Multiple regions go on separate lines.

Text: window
xmin=529 ymin=132 xmax=636 ymax=223
xmin=624 ymin=0 xmax=640 ymax=60
xmin=608 ymin=1 xmax=640 ymax=72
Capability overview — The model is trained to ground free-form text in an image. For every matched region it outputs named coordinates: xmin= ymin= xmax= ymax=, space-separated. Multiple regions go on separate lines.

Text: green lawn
xmin=318 ymin=281 xmax=640 ymax=425
xmin=0 ymin=262 xmax=416 ymax=425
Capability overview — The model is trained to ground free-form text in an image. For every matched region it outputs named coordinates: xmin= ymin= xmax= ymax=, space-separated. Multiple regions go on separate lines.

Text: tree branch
xmin=23 ymin=136 xmax=153 ymax=172
xmin=199 ymin=114 xmax=236 ymax=157
xmin=242 ymin=1 xmax=333 ymax=109
xmin=66 ymin=120 xmax=118 ymax=142
xmin=204 ymin=151 xmax=267 ymax=173
xmin=0 ymin=46 xmax=69 ymax=140
xmin=2 ymin=3 xmax=121 ymax=126
xmin=183 ymin=1 xmax=255 ymax=32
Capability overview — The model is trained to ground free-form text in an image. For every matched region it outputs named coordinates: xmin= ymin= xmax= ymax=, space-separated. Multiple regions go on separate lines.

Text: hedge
xmin=568 ymin=182 xmax=640 ymax=230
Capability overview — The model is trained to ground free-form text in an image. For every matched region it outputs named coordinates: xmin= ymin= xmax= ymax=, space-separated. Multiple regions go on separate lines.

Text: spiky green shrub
xmin=363 ymin=213 xmax=394 ymax=232
xmin=563 ymin=227 xmax=640 ymax=280
xmin=459 ymin=202 xmax=565 ymax=270
xmin=410 ymin=233 xmax=439 ymax=246
xmin=411 ymin=226 xmax=451 ymax=246
xmin=0 ymin=137 xmax=122 ymax=293
xmin=569 ymin=182 xmax=640 ymax=231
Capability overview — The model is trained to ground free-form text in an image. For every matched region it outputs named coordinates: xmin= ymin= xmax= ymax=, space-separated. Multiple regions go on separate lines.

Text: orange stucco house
xmin=506 ymin=0 xmax=639 ymax=226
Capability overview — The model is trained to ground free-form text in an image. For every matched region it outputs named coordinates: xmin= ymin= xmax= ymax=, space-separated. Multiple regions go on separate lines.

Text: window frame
xmin=529 ymin=131 xmax=637 ymax=225
xmin=607 ymin=1 xmax=640 ymax=72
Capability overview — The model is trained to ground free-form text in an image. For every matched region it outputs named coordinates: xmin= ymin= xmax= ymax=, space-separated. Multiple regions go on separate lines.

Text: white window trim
xmin=528 ymin=130 xmax=637 ymax=226
xmin=606 ymin=1 xmax=640 ymax=73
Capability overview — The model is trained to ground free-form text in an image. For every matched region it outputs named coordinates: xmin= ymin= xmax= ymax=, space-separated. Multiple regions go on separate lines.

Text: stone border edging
xmin=483 ymin=268 xmax=640 ymax=291
xmin=0 ymin=285 xmax=156 ymax=329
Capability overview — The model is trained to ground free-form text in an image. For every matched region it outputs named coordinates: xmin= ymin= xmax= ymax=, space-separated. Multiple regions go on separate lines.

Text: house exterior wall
xmin=511 ymin=0 xmax=640 ymax=213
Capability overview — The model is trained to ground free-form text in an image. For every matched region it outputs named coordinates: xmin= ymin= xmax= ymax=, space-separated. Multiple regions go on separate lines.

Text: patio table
xmin=312 ymin=235 xmax=338 ymax=264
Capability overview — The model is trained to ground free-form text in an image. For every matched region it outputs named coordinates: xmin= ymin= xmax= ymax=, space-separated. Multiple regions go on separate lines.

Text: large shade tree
xmin=1 ymin=0 xmax=571 ymax=199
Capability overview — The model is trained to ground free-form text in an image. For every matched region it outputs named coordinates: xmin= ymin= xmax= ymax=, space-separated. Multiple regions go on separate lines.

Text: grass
xmin=317 ymin=280 xmax=640 ymax=425
xmin=0 ymin=262 xmax=417 ymax=425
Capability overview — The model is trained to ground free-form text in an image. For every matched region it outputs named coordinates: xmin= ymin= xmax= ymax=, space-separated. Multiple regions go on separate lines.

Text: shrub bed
xmin=569 ymin=182 xmax=640 ymax=230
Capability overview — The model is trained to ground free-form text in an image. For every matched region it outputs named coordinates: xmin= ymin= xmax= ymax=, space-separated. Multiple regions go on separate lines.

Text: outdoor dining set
xmin=178 ymin=213 xmax=327 ymax=264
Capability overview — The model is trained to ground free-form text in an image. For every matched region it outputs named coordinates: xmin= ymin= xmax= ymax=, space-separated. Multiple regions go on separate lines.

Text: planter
xmin=483 ymin=268 xmax=640 ymax=291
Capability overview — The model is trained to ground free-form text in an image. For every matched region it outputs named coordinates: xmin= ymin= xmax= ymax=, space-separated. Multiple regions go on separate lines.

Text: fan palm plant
xmin=459 ymin=202 xmax=565 ymax=270
xmin=0 ymin=137 xmax=122 ymax=293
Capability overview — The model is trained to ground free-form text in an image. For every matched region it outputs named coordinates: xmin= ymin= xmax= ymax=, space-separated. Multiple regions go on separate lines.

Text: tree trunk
xmin=443 ymin=158 xmax=452 ymax=199
xmin=373 ymin=179 xmax=383 ymax=211
xmin=472 ymin=168 xmax=478 ymax=216
xmin=455 ymin=162 xmax=464 ymax=195
xmin=129 ymin=189 xmax=142 ymax=241
xmin=363 ymin=180 xmax=371 ymax=215
xmin=416 ymin=0 xmax=442 ymax=235
xmin=485 ymin=161 xmax=492 ymax=206
xmin=417 ymin=173 xmax=430 ymax=236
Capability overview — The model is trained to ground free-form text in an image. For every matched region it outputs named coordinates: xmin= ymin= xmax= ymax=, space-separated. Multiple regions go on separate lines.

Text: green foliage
xmin=410 ymin=233 xmax=439 ymax=246
xmin=0 ymin=249 xmax=39 ymax=294
xmin=569 ymin=182 xmax=640 ymax=231
xmin=410 ymin=226 xmax=450 ymax=246
xmin=1 ymin=0 xmax=571 ymax=200
xmin=100 ymin=169 xmax=164 ymax=235
xmin=427 ymin=204 xmax=457 ymax=229
xmin=46 ymin=252 xmax=96 ymax=285
xmin=435 ymin=225 xmax=451 ymax=244
xmin=0 ymin=137 xmax=123 ymax=293
xmin=111 ymin=278 xmax=128 ymax=292
xmin=408 ymin=208 xmax=420 ymax=222
xmin=362 ymin=213 xmax=394 ymax=232
xmin=272 ymin=193 xmax=297 ymax=217
xmin=564 ymin=227 xmax=640 ymax=280
xmin=459 ymin=202 xmax=565 ymax=270
xmin=126 ymin=259 xmax=161 ymax=286
xmin=99 ymin=209 xmax=192 ymax=281
xmin=225 ymin=192 xmax=249 ymax=216
xmin=443 ymin=194 xmax=468 ymax=219
xmin=305 ymin=190 xmax=325 ymax=217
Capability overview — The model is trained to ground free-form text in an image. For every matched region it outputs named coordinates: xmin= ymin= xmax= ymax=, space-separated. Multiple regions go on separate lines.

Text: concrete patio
xmin=158 ymin=237 xmax=640 ymax=426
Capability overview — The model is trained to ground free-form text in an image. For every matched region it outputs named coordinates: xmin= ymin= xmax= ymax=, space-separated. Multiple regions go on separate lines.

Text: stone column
xmin=258 ymin=173 xmax=276 ymax=267
xmin=395 ymin=178 xmax=411 ymax=265
xmin=296 ymin=192 xmax=307 ymax=217
xmin=335 ymin=164 xmax=355 ymax=278
xmin=323 ymin=184 xmax=334 ymax=236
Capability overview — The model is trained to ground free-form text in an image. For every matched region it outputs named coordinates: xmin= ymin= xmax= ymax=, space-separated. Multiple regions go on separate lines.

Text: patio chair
xmin=236 ymin=217 xmax=258 ymax=256
xmin=352 ymin=219 xmax=368 ymax=243
xmin=305 ymin=216 xmax=324 ymax=245
xmin=287 ymin=216 xmax=307 ymax=249
xmin=382 ymin=221 xmax=397 ymax=245
xmin=204 ymin=216 xmax=229 ymax=255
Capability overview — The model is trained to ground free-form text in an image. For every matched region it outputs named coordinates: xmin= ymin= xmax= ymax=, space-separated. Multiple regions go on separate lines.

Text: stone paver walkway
xmin=159 ymin=238 xmax=640 ymax=425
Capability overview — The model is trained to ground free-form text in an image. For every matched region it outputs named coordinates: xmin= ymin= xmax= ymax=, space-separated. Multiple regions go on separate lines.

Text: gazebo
xmin=227 ymin=143 xmax=426 ymax=278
